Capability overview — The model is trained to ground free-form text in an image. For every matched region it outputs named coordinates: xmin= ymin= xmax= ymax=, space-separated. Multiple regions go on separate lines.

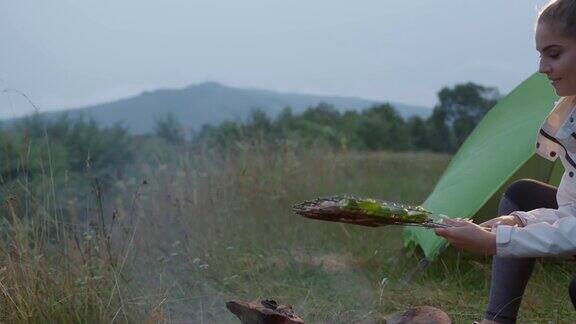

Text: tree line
xmin=0 ymin=81 xmax=500 ymax=190
xmin=189 ymin=82 xmax=501 ymax=153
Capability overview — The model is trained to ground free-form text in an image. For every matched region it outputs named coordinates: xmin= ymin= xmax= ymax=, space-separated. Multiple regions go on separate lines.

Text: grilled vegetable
xmin=293 ymin=196 xmax=447 ymax=228
xmin=338 ymin=197 xmax=429 ymax=223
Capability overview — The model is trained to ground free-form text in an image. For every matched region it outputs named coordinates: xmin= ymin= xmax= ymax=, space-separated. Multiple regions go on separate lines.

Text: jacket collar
xmin=541 ymin=96 xmax=576 ymax=135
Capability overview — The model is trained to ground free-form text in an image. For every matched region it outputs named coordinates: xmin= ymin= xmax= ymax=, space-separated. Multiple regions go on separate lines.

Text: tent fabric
xmin=403 ymin=73 xmax=560 ymax=260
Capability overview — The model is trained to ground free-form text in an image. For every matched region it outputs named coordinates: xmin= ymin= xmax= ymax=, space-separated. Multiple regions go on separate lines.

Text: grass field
xmin=1 ymin=145 xmax=575 ymax=323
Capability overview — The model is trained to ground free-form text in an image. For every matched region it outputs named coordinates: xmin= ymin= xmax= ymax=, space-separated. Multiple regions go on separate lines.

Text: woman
xmin=434 ymin=1 xmax=576 ymax=323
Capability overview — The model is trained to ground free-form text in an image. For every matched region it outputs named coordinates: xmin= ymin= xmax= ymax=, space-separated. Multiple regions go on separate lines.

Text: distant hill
xmin=8 ymin=82 xmax=432 ymax=134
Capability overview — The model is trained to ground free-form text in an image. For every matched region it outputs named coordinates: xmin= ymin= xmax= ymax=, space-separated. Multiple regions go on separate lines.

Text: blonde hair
xmin=538 ymin=0 xmax=576 ymax=38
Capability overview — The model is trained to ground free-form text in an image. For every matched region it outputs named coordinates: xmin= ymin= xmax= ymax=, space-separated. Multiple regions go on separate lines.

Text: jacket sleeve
xmin=510 ymin=207 xmax=571 ymax=226
xmin=496 ymin=209 xmax=576 ymax=257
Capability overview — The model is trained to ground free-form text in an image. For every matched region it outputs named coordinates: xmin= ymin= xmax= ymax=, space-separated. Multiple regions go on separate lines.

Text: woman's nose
xmin=539 ymin=59 xmax=552 ymax=74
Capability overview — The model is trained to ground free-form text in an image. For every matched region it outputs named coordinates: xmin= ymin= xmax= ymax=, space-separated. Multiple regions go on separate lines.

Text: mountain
xmin=10 ymin=82 xmax=432 ymax=134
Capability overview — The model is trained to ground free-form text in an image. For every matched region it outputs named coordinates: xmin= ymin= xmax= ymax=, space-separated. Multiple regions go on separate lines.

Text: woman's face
xmin=536 ymin=22 xmax=576 ymax=96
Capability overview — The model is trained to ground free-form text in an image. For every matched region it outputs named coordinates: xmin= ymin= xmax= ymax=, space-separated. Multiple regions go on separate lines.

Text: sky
xmin=1 ymin=0 xmax=550 ymax=119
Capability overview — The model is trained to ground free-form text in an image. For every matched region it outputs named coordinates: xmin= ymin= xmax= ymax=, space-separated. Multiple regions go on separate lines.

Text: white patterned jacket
xmin=496 ymin=96 xmax=576 ymax=257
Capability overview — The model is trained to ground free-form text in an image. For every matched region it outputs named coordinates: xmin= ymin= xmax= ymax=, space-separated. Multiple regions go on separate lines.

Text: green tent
xmin=404 ymin=73 xmax=562 ymax=260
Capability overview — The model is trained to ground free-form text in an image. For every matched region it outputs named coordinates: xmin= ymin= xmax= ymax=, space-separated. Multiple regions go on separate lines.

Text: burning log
xmin=226 ymin=299 xmax=451 ymax=323
xmin=226 ymin=299 xmax=305 ymax=324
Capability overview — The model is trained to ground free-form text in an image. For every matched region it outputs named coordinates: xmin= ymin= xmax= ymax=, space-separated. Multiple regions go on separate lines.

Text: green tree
xmin=276 ymin=107 xmax=295 ymax=131
xmin=300 ymin=103 xmax=341 ymax=126
xmin=407 ymin=116 xmax=429 ymax=150
xmin=426 ymin=108 xmax=454 ymax=152
xmin=356 ymin=104 xmax=409 ymax=151
xmin=246 ymin=109 xmax=273 ymax=136
xmin=155 ymin=113 xmax=186 ymax=145
xmin=432 ymin=82 xmax=500 ymax=150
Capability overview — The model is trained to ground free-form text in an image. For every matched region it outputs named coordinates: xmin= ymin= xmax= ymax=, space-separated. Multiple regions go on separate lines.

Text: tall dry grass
xmin=0 ymin=187 xmax=141 ymax=322
xmin=1 ymin=141 xmax=575 ymax=322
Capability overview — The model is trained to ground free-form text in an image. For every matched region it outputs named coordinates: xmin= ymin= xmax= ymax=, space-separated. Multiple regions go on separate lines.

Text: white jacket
xmin=496 ymin=96 xmax=576 ymax=257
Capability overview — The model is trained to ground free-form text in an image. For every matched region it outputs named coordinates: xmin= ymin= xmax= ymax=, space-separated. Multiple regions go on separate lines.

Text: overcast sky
xmin=1 ymin=0 xmax=549 ymax=118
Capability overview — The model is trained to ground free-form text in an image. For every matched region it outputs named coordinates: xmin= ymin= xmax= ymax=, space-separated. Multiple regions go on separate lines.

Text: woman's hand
xmin=434 ymin=218 xmax=497 ymax=255
xmin=480 ymin=215 xmax=522 ymax=230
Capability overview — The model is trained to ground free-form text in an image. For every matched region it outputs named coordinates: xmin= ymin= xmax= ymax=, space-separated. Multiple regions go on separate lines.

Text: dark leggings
xmin=485 ymin=179 xmax=576 ymax=323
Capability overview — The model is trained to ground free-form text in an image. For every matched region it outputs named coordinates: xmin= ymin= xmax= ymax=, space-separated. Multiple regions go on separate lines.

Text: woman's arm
xmin=495 ymin=215 xmax=576 ymax=257
xmin=509 ymin=206 xmax=572 ymax=226
xmin=435 ymin=209 xmax=576 ymax=257
xmin=434 ymin=219 xmax=497 ymax=255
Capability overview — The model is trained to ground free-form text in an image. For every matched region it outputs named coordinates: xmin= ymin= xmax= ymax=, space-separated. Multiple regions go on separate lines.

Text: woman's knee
xmin=503 ymin=179 xmax=538 ymax=202
xmin=497 ymin=179 xmax=535 ymax=215
xmin=500 ymin=178 xmax=558 ymax=212
xmin=569 ymin=275 xmax=576 ymax=310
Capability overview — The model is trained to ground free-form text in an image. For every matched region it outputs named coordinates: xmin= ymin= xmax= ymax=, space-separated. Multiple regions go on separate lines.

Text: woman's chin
xmin=553 ymin=87 xmax=576 ymax=97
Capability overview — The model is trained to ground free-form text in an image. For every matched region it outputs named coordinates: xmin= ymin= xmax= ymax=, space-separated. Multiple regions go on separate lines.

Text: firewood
xmin=226 ymin=299 xmax=305 ymax=324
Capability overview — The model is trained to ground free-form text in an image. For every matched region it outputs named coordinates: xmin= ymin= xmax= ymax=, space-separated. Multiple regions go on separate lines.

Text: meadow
xmin=1 ymin=142 xmax=575 ymax=323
